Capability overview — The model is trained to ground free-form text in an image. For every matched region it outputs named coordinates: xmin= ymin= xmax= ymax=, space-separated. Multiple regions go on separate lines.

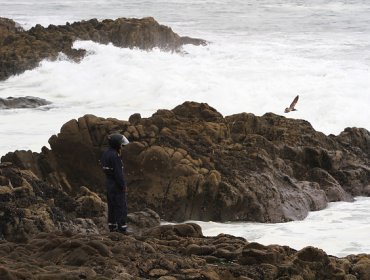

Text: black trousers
xmin=106 ymin=183 xmax=127 ymax=226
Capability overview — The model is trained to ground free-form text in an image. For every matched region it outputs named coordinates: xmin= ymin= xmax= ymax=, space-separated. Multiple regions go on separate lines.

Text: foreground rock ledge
xmin=0 ymin=224 xmax=369 ymax=280
xmin=0 ymin=17 xmax=206 ymax=81
xmin=2 ymin=101 xmax=370 ymax=224
xmin=0 ymin=159 xmax=369 ymax=279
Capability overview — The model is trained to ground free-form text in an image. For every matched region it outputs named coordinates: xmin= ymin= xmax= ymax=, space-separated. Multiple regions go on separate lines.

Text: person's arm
xmin=113 ymin=154 xmax=126 ymax=191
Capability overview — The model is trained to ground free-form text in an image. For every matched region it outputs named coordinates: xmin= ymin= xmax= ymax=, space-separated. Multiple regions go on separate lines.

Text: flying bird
xmin=284 ymin=95 xmax=299 ymax=113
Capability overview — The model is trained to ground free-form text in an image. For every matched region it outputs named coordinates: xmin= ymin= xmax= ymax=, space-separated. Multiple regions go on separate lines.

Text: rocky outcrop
xmin=0 ymin=223 xmax=369 ymax=279
xmin=2 ymin=160 xmax=369 ymax=279
xmin=0 ymin=162 xmax=91 ymax=242
xmin=0 ymin=17 xmax=23 ymax=37
xmin=127 ymin=208 xmax=161 ymax=235
xmin=0 ymin=17 xmax=206 ymax=81
xmin=1 ymin=102 xmax=370 ymax=279
xmin=0 ymin=96 xmax=51 ymax=109
xmin=0 ymin=162 xmax=159 ymax=242
xmin=3 ymin=102 xmax=370 ymax=223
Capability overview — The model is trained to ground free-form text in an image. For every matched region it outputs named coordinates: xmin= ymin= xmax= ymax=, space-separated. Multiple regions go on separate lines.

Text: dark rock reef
xmin=0 ymin=162 xmax=159 ymax=242
xmin=0 ymin=163 xmax=369 ymax=279
xmin=0 ymin=162 xmax=104 ymax=242
xmin=0 ymin=17 xmax=206 ymax=81
xmin=0 ymin=222 xmax=369 ymax=279
xmin=3 ymin=102 xmax=370 ymax=224
xmin=1 ymin=102 xmax=370 ymax=279
xmin=0 ymin=96 xmax=51 ymax=109
xmin=0 ymin=17 xmax=23 ymax=37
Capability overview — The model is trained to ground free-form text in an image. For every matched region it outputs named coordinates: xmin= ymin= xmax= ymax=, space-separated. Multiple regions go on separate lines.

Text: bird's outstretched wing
xmin=289 ymin=95 xmax=299 ymax=110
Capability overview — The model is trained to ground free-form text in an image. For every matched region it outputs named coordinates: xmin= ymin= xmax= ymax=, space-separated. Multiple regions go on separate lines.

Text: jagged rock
xmin=0 ymin=165 xmax=368 ymax=277
xmin=129 ymin=113 xmax=142 ymax=125
xmin=0 ymin=166 xmax=72 ymax=242
xmin=0 ymin=96 xmax=51 ymax=109
xmin=127 ymin=208 xmax=160 ymax=235
xmin=2 ymin=102 xmax=370 ymax=223
xmin=75 ymin=186 xmax=106 ymax=218
xmin=0 ymin=17 xmax=23 ymax=37
xmin=337 ymin=127 xmax=370 ymax=156
xmin=349 ymin=254 xmax=370 ymax=280
xmin=0 ymin=226 xmax=368 ymax=279
xmin=0 ymin=17 xmax=206 ymax=81
xmin=0 ymin=164 xmax=158 ymax=241
xmin=58 ymin=218 xmax=100 ymax=235
xmin=1 ymin=102 xmax=370 ymax=279
xmin=144 ymin=223 xmax=204 ymax=239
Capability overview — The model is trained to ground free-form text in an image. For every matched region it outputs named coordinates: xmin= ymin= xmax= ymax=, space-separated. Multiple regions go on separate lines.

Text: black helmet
xmin=108 ymin=134 xmax=129 ymax=149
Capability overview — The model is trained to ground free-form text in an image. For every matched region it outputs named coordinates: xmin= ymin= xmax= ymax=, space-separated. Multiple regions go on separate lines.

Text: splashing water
xmin=1 ymin=0 xmax=370 ymax=155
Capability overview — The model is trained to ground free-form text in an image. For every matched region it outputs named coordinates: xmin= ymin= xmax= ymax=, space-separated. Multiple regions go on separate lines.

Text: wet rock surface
xmin=0 ymin=17 xmax=23 ymax=37
xmin=2 ymin=102 xmax=370 ymax=224
xmin=4 ymin=161 xmax=368 ymax=280
xmin=1 ymin=102 xmax=370 ymax=279
xmin=0 ymin=17 xmax=206 ymax=81
xmin=0 ymin=96 xmax=51 ymax=109
xmin=0 ymin=224 xmax=369 ymax=280
xmin=0 ymin=162 xmax=158 ymax=242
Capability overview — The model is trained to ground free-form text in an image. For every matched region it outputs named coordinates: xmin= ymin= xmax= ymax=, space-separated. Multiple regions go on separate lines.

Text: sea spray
xmin=177 ymin=197 xmax=370 ymax=257
xmin=1 ymin=37 xmax=369 ymax=155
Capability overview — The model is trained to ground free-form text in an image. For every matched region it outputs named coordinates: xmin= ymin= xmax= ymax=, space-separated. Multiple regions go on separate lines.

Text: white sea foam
xmin=1 ymin=1 xmax=370 ymax=155
xmin=0 ymin=36 xmax=369 ymax=155
xmin=177 ymin=197 xmax=370 ymax=257
xmin=1 ymin=0 xmax=370 ymax=256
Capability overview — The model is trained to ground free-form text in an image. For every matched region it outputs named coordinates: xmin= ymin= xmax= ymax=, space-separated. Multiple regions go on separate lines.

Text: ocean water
xmin=1 ymin=0 xmax=370 ymax=256
xmin=190 ymin=197 xmax=370 ymax=257
xmin=1 ymin=0 xmax=370 ymax=155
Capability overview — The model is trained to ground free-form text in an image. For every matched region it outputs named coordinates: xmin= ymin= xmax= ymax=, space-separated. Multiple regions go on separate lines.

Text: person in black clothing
xmin=101 ymin=133 xmax=129 ymax=233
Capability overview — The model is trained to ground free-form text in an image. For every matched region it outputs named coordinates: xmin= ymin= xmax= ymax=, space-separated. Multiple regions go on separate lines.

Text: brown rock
xmin=144 ymin=223 xmax=203 ymax=239
xmin=75 ymin=186 xmax=106 ymax=218
xmin=129 ymin=113 xmax=142 ymax=125
xmin=0 ymin=17 xmax=206 ymax=81
xmin=349 ymin=254 xmax=370 ymax=280
xmin=127 ymin=208 xmax=160 ymax=235
xmin=0 ymin=17 xmax=23 ymax=38
xmin=186 ymin=244 xmax=216 ymax=256
xmin=3 ymin=101 xmax=370 ymax=223
xmin=0 ymin=224 xmax=369 ymax=279
xmin=240 ymin=248 xmax=278 ymax=265
xmin=296 ymin=246 xmax=330 ymax=264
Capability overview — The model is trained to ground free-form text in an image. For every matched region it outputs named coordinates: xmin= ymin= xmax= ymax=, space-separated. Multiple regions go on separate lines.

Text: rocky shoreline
xmin=3 ymin=102 xmax=370 ymax=223
xmin=1 ymin=162 xmax=370 ymax=279
xmin=1 ymin=15 xmax=370 ymax=280
xmin=0 ymin=101 xmax=370 ymax=279
xmin=0 ymin=17 xmax=206 ymax=81
xmin=1 ymin=224 xmax=369 ymax=279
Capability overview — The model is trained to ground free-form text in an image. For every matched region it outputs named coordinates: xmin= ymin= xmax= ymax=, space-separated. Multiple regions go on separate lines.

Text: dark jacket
xmin=101 ymin=148 xmax=126 ymax=191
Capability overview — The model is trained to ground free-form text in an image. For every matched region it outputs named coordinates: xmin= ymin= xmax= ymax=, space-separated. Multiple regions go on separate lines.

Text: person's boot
xmin=117 ymin=224 xmax=128 ymax=234
xmin=108 ymin=223 xmax=117 ymax=232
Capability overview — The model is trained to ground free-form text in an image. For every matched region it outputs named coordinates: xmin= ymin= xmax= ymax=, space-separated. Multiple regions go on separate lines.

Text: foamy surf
xmin=1 ymin=38 xmax=369 ymax=155
xmin=176 ymin=197 xmax=370 ymax=257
